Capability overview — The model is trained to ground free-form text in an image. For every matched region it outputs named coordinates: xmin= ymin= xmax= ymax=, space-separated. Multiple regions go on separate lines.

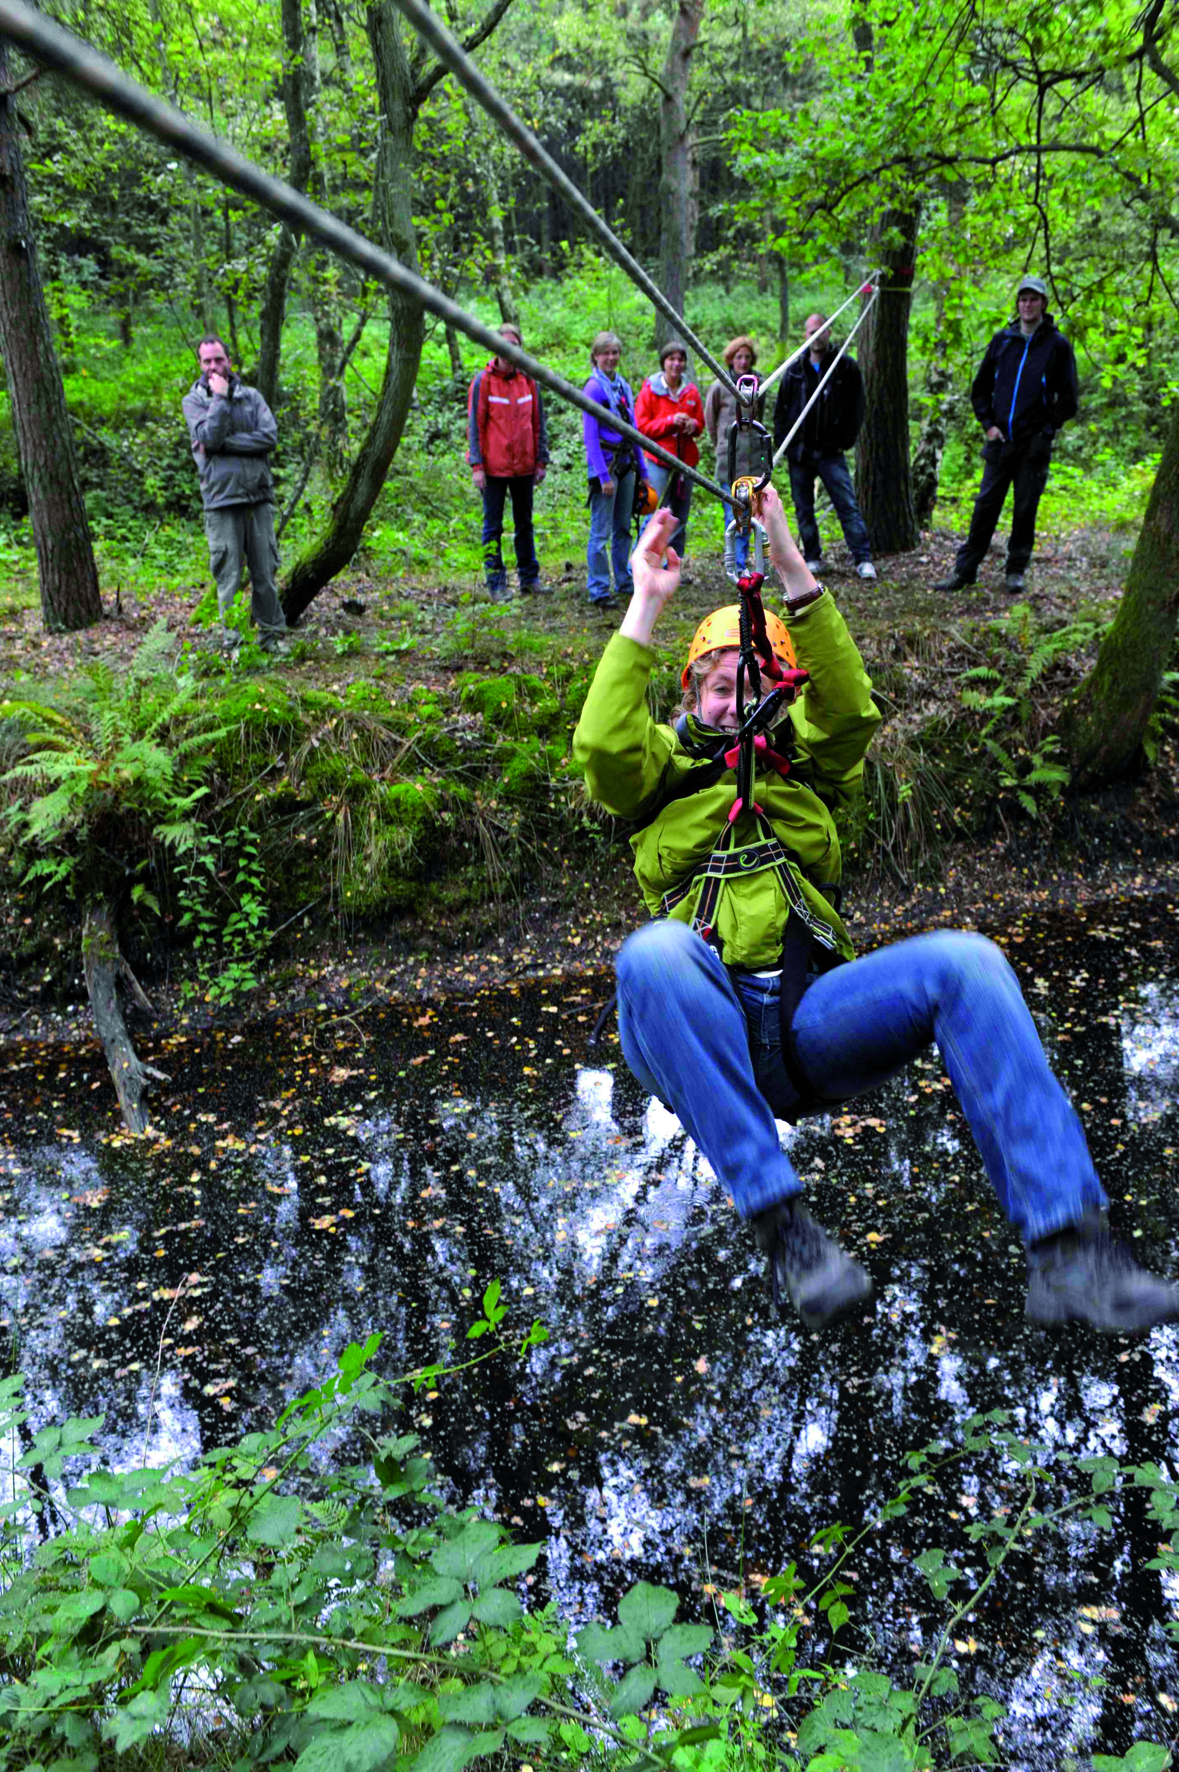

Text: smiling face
xmin=661 ymin=348 xmax=687 ymax=389
xmin=695 ymin=650 xmax=743 ymax=731
xmin=1017 ymin=290 xmax=1046 ymax=329
xmin=594 ymin=342 xmax=621 ymax=374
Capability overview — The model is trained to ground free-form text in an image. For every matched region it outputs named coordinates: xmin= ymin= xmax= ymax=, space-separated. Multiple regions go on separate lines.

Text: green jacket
xmin=572 ymin=593 xmax=880 ymax=970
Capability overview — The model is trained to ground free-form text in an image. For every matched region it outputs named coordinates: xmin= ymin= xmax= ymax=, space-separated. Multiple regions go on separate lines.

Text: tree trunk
xmin=481 ymin=135 xmax=518 ymax=327
xmin=855 ymin=205 xmax=920 ymax=554
xmin=444 ymin=321 xmax=466 ymax=392
xmin=190 ymin=196 xmax=210 ymax=333
xmin=82 ymin=900 xmax=168 ymax=1135
xmin=654 ymin=0 xmax=705 ymax=350
xmin=280 ymin=0 xmax=424 ymax=624
xmin=910 ymin=357 xmax=957 ymax=527
xmin=1061 ymin=397 xmax=1179 ymax=786
xmin=304 ymin=0 xmax=350 ymax=478
xmin=257 ymin=0 xmax=315 ymax=409
xmin=0 ymin=39 xmax=101 ymax=633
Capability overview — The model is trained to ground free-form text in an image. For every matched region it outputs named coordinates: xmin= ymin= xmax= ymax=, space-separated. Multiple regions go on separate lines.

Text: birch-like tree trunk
xmin=280 ymin=0 xmax=424 ymax=622
xmin=257 ymin=0 xmax=314 ymax=407
xmin=654 ymin=0 xmax=704 ymax=349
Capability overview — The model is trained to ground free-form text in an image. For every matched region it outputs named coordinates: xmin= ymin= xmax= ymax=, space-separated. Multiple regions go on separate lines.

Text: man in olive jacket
xmin=183 ymin=336 xmax=288 ymax=652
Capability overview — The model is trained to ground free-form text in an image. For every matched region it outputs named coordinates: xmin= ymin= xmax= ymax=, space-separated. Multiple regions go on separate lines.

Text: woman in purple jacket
xmin=583 ymin=331 xmax=647 ymax=612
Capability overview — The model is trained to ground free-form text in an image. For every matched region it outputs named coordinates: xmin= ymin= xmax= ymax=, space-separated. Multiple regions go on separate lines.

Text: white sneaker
xmin=857 ymin=561 xmax=878 ymax=580
xmin=804 ymin=558 xmax=823 ymax=574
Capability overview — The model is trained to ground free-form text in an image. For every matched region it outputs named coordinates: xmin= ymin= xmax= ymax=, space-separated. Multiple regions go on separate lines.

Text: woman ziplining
xmin=572 ymin=497 xmax=1179 ymax=1337
xmin=15 ymin=0 xmax=1175 ymax=1347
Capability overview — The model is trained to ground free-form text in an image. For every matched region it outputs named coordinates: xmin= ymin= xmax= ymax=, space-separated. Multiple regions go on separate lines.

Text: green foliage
xmin=1 ymin=619 xmax=224 ymax=904
xmin=956 ymin=603 xmax=1109 ymax=824
xmin=2 ymin=1368 xmax=1178 ymax=1770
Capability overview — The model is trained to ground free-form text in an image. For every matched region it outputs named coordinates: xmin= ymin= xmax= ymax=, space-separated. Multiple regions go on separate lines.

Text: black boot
xmin=932 ymin=572 xmax=977 ymax=592
xmin=754 ymin=1201 xmax=875 ymax=1331
xmin=1025 ymin=1211 xmax=1179 ymax=1333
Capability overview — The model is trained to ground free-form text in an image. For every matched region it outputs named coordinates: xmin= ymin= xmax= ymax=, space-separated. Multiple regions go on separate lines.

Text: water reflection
xmin=3 ymin=901 xmax=1179 ymax=1763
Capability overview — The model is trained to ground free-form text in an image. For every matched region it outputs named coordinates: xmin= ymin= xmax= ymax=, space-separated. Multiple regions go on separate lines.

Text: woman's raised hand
xmin=620 ymin=508 xmax=681 ymax=647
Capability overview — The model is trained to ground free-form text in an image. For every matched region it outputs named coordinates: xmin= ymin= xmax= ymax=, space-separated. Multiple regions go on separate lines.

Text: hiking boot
xmin=1005 ymin=571 xmax=1026 ymax=593
xmin=1025 ymin=1211 xmax=1179 ymax=1334
xmin=803 ymin=557 xmax=824 ymax=574
xmin=754 ymin=1200 xmax=875 ymax=1331
xmin=856 ymin=560 xmax=878 ymax=580
xmin=521 ymin=579 xmax=553 ymax=596
xmin=590 ymin=594 xmax=620 ymax=612
xmin=932 ymin=572 xmax=976 ymax=592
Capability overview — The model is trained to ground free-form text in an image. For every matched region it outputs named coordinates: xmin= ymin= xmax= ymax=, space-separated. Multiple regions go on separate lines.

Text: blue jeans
xmin=481 ymin=475 xmax=539 ymax=594
xmin=642 ymin=461 xmax=693 ymax=561
xmin=587 ymin=466 xmax=635 ymax=603
xmin=616 ymin=920 xmax=1106 ymax=1242
xmin=788 ymin=452 xmax=871 ymax=565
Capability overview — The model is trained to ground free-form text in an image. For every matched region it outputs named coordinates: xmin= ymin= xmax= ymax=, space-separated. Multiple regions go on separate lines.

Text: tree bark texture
xmin=82 ymin=900 xmax=168 ymax=1135
xmin=0 ymin=40 xmax=102 ymax=633
xmin=655 ymin=0 xmax=704 ymax=351
xmin=855 ymin=205 xmax=920 ymax=554
xmin=280 ymin=0 xmax=424 ymax=624
xmin=257 ymin=0 xmax=315 ymax=408
xmin=304 ymin=0 xmax=350 ymax=478
xmin=910 ymin=358 xmax=957 ymax=526
xmin=1062 ymin=397 xmax=1179 ymax=786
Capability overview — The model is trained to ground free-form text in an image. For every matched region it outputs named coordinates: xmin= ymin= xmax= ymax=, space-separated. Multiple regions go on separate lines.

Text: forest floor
xmin=3 ymin=506 xmax=1177 ymax=1048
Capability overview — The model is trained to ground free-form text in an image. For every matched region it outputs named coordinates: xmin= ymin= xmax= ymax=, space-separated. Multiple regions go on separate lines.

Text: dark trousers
xmin=787 ymin=452 xmax=871 ymax=564
xmin=481 ymin=475 xmax=539 ymax=595
xmin=954 ymin=436 xmax=1052 ymax=580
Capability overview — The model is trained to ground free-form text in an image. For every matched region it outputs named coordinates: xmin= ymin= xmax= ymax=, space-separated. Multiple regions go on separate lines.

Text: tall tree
xmin=280 ymin=0 xmax=516 ymax=622
xmin=0 ymin=38 xmax=101 ymax=633
xmin=856 ymin=210 xmax=920 ymax=553
xmin=257 ymin=0 xmax=315 ymax=410
xmin=653 ymin=0 xmax=704 ymax=348
xmin=1061 ymin=397 xmax=1179 ymax=786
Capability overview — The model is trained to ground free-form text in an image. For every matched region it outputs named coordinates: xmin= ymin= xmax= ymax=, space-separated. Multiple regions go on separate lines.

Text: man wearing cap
xmin=935 ymin=277 xmax=1078 ymax=594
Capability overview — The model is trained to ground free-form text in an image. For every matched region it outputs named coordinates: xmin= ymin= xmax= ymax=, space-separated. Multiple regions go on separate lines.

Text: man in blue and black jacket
xmin=935 ymin=277 xmax=1078 ymax=594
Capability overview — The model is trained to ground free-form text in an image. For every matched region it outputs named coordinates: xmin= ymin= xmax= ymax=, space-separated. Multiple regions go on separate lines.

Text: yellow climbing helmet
xmin=681 ymin=604 xmax=796 ymax=688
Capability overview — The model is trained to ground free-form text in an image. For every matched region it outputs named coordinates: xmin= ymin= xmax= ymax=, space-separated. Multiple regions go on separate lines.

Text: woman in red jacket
xmin=635 ymin=339 xmax=705 ymax=569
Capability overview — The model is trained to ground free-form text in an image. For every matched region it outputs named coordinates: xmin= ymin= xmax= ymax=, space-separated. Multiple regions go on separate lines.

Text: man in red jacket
xmin=466 ymin=324 xmax=550 ymax=602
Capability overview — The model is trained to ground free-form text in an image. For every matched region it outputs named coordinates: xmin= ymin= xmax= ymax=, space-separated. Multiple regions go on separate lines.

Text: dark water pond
xmin=6 ymin=898 xmax=1179 ymax=1764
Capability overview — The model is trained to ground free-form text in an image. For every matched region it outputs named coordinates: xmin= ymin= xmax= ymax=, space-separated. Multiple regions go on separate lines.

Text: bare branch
xmin=412 ymin=0 xmax=517 ymax=109
xmin=1143 ymin=0 xmax=1179 ymax=102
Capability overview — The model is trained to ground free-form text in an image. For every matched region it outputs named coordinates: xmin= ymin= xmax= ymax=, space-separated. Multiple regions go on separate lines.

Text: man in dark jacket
xmin=466 ymin=323 xmax=549 ymax=602
xmin=182 ymin=336 xmax=288 ymax=654
xmin=773 ymin=313 xmax=876 ymax=581
xmin=935 ymin=277 xmax=1079 ymax=593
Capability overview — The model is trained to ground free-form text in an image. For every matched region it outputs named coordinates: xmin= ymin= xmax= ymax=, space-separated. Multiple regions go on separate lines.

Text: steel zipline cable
xmin=771 ymin=285 xmax=881 ymax=467
xmin=756 ymin=275 xmax=881 ymax=401
xmin=0 ymin=0 xmax=731 ymax=506
xmin=0 ymin=0 xmax=885 ymax=519
xmin=389 ymin=0 xmax=740 ymax=401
